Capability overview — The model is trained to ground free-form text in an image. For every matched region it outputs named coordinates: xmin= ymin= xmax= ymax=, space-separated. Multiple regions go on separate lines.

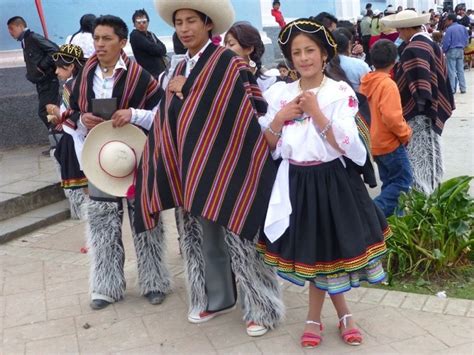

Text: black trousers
xmin=361 ymin=35 xmax=372 ymax=66
xmin=36 ymin=78 xmax=59 ymax=129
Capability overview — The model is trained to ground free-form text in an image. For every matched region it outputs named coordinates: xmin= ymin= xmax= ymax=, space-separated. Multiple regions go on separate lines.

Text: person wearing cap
xmin=135 ymin=0 xmax=284 ymax=337
xmin=256 ymin=18 xmax=391 ymax=348
xmin=443 ymin=13 xmax=469 ymax=94
xmin=63 ymin=15 xmax=171 ymax=310
xmin=382 ymin=10 xmax=454 ymax=194
xmin=45 ymin=44 xmax=88 ymax=220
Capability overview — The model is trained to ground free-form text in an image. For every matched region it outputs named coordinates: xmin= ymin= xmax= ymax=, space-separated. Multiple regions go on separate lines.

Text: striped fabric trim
xmin=61 ymin=177 xmax=88 ymax=189
xmin=257 ymin=226 xmax=392 ymax=278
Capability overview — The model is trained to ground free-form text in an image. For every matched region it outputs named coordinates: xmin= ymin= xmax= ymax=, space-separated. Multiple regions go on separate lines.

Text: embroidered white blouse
xmin=258 ymin=78 xmax=367 ymax=242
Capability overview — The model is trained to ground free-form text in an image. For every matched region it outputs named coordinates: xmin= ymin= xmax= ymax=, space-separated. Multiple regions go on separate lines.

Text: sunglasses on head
xmin=135 ymin=19 xmax=148 ymax=24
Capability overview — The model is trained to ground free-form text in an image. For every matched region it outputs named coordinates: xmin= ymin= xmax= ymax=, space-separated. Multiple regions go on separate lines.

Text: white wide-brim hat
xmin=381 ymin=10 xmax=430 ymax=28
xmin=82 ymin=121 xmax=146 ymax=197
xmin=155 ymin=0 xmax=235 ymax=35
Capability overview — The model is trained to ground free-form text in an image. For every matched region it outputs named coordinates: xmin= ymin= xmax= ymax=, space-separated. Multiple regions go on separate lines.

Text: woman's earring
xmin=248 ymin=56 xmax=256 ymax=68
xmin=322 ymin=61 xmax=327 ymax=72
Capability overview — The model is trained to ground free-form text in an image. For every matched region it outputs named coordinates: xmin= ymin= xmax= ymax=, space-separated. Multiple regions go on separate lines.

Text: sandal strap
xmin=305 ymin=320 xmax=321 ymax=326
xmin=339 ymin=313 xmax=353 ymax=328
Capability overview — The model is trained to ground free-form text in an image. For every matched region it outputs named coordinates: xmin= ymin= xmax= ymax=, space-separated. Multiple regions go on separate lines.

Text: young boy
xmin=360 ymin=39 xmax=413 ymax=217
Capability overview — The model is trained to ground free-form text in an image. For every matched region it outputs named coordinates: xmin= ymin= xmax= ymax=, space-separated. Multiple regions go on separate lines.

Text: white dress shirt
xmin=184 ymin=40 xmax=212 ymax=77
xmin=79 ymin=56 xmax=158 ymax=131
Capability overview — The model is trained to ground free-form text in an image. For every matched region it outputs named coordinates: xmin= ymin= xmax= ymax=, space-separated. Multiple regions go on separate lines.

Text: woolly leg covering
xmin=87 ymin=199 xmax=125 ymax=301
xmin=223 ymin=230 xmax=285 ymax=328
xmin=67 ymin=188 xmax=89 ymax=220
xmin=180 ymin=212 xmax=207 ymax=313
xmin=407 ymin=116 xmax=444 ymax=195
xmin=129 ymin=205 xmax=172 ymax=296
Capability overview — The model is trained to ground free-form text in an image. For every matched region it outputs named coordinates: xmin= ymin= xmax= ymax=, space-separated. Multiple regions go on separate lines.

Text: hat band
xmin=98 ymin=140 xmax=137 ymax=179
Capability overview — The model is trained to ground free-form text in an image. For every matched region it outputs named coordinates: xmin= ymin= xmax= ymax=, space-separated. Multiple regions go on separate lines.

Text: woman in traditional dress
xmin=46 ymin=44 xmax=88 ymax=220
xmin=256 ymin=18 xmax=391 ymax=348
xmin=224 ymin=21 xmax=277 ymax=91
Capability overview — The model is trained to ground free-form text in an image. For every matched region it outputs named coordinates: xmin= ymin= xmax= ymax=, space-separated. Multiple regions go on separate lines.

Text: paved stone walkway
xmin=0 ymin=209 xmax=473 ymax=354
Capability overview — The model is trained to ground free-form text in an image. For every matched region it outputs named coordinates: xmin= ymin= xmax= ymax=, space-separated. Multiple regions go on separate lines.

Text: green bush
xmin=386 ymin=176 xmax=474 ymax=278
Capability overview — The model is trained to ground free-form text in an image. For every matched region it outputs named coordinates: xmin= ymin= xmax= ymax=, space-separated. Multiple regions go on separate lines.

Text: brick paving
xmin=0 ymin=210 xmax=473 ymax=354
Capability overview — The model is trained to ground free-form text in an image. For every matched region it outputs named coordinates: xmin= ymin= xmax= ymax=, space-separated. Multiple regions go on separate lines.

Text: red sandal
xmin=338 ymin=314 xmax=362 ymax=346
xmin=300 ymin=320 xmax=323 ymax=348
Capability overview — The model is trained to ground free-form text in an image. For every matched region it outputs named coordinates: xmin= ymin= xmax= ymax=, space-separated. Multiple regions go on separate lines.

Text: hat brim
xmin=381 ymin=12 xmax=430 ymax=28
xmin=155 ymin=0 xmax=235 ymax=35
xmin=82 ymin=121 xmax=146 ymax=197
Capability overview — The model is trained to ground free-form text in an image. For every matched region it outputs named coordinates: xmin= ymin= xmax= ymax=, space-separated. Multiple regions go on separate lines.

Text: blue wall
xmin=1 ymin=0 xmax=263 ymax=51
xmin=279 ymin=0 xmax=336 ymax=19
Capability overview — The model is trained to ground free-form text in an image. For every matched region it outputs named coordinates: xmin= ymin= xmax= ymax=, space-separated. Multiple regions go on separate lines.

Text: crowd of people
xmin=5 ymin=0 xmax=466 ymax=349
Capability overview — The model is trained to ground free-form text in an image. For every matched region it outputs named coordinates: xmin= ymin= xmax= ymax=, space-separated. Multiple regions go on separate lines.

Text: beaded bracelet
xmin=267 ymin=125 xmax=282 ymax=138
xmin=319 ymin=120 xmax=333 ymax=140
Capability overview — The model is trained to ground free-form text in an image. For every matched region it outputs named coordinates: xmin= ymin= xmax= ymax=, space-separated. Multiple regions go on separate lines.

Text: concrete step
xmin=0 ymin=200 xmax=70 ymax=243
xmin=0 ymin=182 xmax=65 ymax=222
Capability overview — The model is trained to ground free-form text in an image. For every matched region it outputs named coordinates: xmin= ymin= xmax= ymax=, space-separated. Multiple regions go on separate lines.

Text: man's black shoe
xmin=90 ymin=299 xmax=111 ymax=310
xmin=146 ymin=291 xmax=166 ymax=305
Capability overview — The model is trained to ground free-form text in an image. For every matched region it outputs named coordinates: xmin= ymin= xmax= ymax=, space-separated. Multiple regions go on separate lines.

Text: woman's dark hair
xmin=93 ymin=15 xmax=128 ymax=40
xmin=55 ymin=57 xmax=83 ymax=77
xmin=277 ymin=62 xmax=288 ymax=69
xmin=326 ymin=55 xmax=353 ymax=90
xmin=172 ymin=9 xmax=213 ymax=38
xmin=69 ymin=14 xmax=96 ymax=43
xmin=132 ymin=9 xmax=149 ymax=23
xmin=313 ymin=12 xmax=338 ymax=28
xmin=370 ymin=39 xmax=397 ymax=69
xmin=332 ymin=28 xmax=351 ymax=54
xmin=226 ymin=22 xmax=266 ymax=78
xmin=172 ymin=32 xmax=186 ymax=54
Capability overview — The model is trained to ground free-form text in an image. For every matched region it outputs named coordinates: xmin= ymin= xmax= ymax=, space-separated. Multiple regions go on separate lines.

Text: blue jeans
xmin=446 ymin=48 xmax=467 ymax=93
xmin=374 ymin=145 xmax=413 ymax=217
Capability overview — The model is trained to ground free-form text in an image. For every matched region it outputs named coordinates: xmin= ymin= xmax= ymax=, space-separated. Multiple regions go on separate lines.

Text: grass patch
xmin=368 ymin=264 xmax=474 ymax=300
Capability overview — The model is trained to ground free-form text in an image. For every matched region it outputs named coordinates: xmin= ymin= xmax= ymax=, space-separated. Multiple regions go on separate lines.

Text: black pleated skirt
xmin=54 ymin=133 xmax=87 ymax=189
xmin=257 ymin=159 xmax=391 ymax=294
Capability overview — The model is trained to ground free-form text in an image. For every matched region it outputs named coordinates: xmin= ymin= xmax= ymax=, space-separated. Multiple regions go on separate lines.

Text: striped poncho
xmin=64 ymin=51 xmax=161 ymax=129
xmin=396 ymin=34 xmax=455 ymax=135
xmin=134 ymin=44 xmax=276 ymax=240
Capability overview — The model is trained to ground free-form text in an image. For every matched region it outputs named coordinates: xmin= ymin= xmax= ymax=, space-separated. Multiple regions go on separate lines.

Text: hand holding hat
xmin=82 ymin=121 xmax=147 ymax=197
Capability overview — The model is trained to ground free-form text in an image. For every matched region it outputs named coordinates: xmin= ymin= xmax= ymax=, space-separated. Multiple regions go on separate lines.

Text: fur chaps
xmin=87 ymin=199 xmax=125 ymax=301
xmin=130 ymin=210 xmax=172 ymax=296
xmin=67 ymin=188 xmax=89 ymax=220
xmin=224 ymin=230 xmax=285 ymax=328
xmin=407 ymin=115 xmax=443 ymax=195
xmin=179 ymin=211 xmax=208 ymax=313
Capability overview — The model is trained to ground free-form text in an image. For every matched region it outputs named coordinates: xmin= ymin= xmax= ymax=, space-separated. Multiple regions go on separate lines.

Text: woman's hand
xmin=298 ymin=91 xmax=323 ymax=120
xmin=168 ymin=75 xmax=186 ymax=100
xmin=46 ymin=104 xmax=60 ymax=118
xmin=273 ymin=95 xmax=303 ymax=128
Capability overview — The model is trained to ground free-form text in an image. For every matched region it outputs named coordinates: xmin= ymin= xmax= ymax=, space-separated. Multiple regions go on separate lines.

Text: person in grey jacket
xmin=7 ymin=16 xmax=59 ymax=133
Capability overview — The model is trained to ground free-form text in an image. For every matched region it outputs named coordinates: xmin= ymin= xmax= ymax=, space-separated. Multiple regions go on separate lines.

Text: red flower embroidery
xmin=348 ymin=96 xmax=357 ymax=108
xmin=342 ymin=136 xmax=350 ymax=144
xmin=279 ymin=100 xmax=287 ymax=108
